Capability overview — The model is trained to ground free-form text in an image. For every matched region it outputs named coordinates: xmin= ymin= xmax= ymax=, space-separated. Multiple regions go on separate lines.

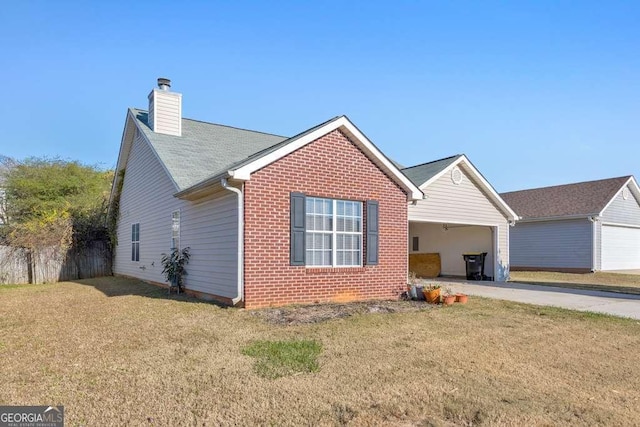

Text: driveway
xmin=428 ymin=279 xmax=640 ymax=320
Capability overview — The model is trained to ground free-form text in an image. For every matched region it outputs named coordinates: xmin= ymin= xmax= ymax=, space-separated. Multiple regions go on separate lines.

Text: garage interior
xmin=409 ymin=221 xmax=495 ymax=279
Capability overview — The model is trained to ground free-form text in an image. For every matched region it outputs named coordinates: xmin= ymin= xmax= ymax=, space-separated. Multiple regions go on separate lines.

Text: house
xmin=501 ymin=176 xmax=640 ymax=272
xmin=402 ymin=155 xmax=518 ymax=281
xmin=110 ymin=79 xmax=422 ymax=308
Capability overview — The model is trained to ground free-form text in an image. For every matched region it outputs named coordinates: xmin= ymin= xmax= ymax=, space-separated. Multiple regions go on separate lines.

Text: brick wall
xmin=243 ymin=129 xmax=408 ymax=308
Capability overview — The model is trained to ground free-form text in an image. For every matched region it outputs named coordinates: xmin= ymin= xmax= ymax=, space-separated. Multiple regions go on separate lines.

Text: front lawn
xmin=1 ymin=277 xmax=639 ymax=425
xmin=510 ymin=270 xmax=640 ymax=295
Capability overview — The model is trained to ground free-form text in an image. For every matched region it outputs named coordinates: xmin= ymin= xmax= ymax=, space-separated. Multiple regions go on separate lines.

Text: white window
xmin=131 ymin=223 xmax=140 ymax=262
xmin=305 ymin=197 xmax=362 ymax=267
xmin=171 ymin=210 xmax=180 ymax=249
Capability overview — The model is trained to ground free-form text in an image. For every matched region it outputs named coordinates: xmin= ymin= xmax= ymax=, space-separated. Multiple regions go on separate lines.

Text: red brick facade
xmin=243 ymin=129 xmax=408 ymax=309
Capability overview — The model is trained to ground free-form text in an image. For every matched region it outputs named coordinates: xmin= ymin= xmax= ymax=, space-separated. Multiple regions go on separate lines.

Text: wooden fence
xmin=0 ymin=241 xmax=112 ymax=284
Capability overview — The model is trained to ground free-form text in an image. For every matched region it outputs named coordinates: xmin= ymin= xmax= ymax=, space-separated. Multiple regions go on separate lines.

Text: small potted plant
xmin=442 ymin=287 xmax=456 ymax=306
xmin=423 ymin=283 xmax=441 ymax=304
xmin=455 ymin=293 xmax=468 ymax=304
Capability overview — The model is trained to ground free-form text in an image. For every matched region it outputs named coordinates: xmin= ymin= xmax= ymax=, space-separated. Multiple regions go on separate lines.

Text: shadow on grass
xmin=69 ymin=276 xmax=230 ymax=306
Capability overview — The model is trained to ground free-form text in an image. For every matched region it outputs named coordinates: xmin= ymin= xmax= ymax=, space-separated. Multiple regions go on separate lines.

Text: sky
xmin=0 ymin=1 xmax=638 ymax=192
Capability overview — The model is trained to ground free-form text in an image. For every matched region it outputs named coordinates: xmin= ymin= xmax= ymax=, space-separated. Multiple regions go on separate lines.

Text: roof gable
xmin=501 ymin=176 xmax=635 ymax=220
xmin=113 ymin=110 xmax=423 ymax=202
xmin=222 ymin=115 xmax=422 ymax=200
xmin=402 ymin=155 xmax=518 ymax=221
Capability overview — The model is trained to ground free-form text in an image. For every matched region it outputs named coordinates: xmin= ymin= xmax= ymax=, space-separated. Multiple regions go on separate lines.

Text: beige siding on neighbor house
xmin=114 ymin=131 xmax=238 ymax=297
xmin=408 ymin=164 xmax=510 ymax=281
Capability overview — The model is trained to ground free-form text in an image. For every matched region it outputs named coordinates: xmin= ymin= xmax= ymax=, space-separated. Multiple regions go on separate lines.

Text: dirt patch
xmin=252 ymin=300 xmax=432 ymax=325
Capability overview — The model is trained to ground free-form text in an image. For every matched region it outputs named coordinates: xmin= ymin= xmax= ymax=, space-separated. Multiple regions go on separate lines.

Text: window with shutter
xmin=366 ymin=201 xmax=379 ymax=265
xmin=290 ymin=194 xmax=374 ymax=268
xmin=290 ymin=192 xmax=306 ymax=265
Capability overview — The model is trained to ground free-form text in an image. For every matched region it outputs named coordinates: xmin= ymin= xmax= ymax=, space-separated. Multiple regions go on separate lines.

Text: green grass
xmin=242 ymin=339 xmax=322 ymax=379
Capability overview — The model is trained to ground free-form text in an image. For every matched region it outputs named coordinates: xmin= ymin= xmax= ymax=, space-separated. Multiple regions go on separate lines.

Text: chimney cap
xmin=157 ymin=77 xmax=171 ymax=90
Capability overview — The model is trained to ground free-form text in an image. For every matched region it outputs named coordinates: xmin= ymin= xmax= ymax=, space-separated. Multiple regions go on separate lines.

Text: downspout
xmin=221 ymin=178 xmax=244 ymax=306
xmin=588 ymin=216 xmax=598 ymax=272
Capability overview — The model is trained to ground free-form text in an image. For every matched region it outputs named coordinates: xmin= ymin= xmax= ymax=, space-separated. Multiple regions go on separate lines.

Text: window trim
xmin=131 ymin=222 xmax=140 ymax=262
xmin=305 ymin=197 xmax=363 ymax=268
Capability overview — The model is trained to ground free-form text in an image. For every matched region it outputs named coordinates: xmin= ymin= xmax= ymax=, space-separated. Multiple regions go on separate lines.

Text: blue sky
xmin=1 ymin=1 xmax=638 ymax=192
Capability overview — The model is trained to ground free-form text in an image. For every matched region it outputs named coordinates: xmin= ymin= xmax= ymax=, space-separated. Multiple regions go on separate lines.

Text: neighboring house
xmin=501 ymin=176 xmax=640 ymax=272
xmin=402 ymin=155 xmax=518 ymax=281
xmin=110 ymin=79 xmax=422 ymax=308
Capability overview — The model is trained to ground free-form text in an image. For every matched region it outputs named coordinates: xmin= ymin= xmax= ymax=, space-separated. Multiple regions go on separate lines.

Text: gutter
xmin=516 ymin=213 xmax=599 ymax=223
xmin=221 ymin=178 xmax=244 ymax=306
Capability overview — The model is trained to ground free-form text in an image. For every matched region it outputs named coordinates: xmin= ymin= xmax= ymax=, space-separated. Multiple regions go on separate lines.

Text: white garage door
xmin=601 ymin=225 xmax=640 ymax=270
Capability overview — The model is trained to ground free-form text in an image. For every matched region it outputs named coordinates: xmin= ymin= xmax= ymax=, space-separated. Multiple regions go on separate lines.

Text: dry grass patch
xmin=1 ymin=277 xmax=639 ymax=426
xmin=510 ymin=270 xmax=640 ymax=294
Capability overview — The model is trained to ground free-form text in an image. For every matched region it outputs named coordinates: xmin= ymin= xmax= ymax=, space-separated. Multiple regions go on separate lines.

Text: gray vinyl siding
xmin=601 ymin=185 xmax=640 ymax=226
xmin=408 ymin=164 xmax=510 ymax=281
xmin=510 ymin=219 xmax=592 ymax=269
xmin=179 ymin=191 xmax=238 ymax=296
xmin=114 ymin=131 xmax=238 ymax=298
xmin=594 ymin=220 xmax=601 ymax=271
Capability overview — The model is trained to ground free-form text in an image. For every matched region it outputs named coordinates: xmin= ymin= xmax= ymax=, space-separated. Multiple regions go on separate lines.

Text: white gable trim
xmin=228 ymin=116 xmax=423 ymax=201
xmin=598 ymin=176 xmax=640 ymax=216
xmin=419 ymin=155 xmax=519 ymax=221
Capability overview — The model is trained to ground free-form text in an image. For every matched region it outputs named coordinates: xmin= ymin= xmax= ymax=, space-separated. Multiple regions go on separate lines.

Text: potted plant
xmin=455 ymin=293 xmax=468 ymax=304
xmin=423 ymin=283 xmax=441 ymax=304
xmin=442 ymin=287 xmax=456 ymax=306
xmin=161 ymin=247 xmax=190 ymax=294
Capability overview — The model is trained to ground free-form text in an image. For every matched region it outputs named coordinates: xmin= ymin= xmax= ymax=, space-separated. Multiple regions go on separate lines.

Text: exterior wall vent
xmin=622 ymin=187 xmax=630 ymax=200
xmin=451 ymin=167 xmax=463 ymax=185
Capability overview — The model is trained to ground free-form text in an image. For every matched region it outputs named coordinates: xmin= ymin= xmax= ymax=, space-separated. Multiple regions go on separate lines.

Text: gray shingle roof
xmin=401 ymin=155 xmax=462 ymax=186
xmin=131 ymin=108 xmax=288 ymax=190
xmin=500 ymin=176 xmax=631 ymax=220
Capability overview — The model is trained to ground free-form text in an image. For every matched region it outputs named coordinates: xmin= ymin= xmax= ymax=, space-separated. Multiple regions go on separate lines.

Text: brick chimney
xmin=148 ymin=78 xmax=182 ymax=136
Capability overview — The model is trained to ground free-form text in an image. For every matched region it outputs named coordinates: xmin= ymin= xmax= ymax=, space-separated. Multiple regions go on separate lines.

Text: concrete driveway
xmin=428 ymin=279 xmax=640 ymax=320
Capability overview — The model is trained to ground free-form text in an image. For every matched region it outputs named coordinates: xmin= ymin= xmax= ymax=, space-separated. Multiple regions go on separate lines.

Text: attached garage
xmin=601 ymin=225 xmax=640 ymax=270
xmin=403 ymin=155 xmax=518 ymax=282
xmin=409 ymin=222 xmax=495 ymax=278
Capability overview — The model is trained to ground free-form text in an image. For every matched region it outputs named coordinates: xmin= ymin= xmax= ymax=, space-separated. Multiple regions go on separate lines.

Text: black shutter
xmin=290 ymin=192 xmax=306 ymax=265
xmin=366 ymin=200 xmax=379 ymax=265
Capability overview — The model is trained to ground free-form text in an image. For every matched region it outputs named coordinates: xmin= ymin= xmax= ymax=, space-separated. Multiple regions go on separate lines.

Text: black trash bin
xmin=462 ymin=252 xmax=487 ymax=280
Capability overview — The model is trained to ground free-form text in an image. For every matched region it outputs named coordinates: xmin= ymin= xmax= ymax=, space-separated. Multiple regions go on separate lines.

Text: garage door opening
xmin=409 ymin=221 xmax=495 ymax=280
